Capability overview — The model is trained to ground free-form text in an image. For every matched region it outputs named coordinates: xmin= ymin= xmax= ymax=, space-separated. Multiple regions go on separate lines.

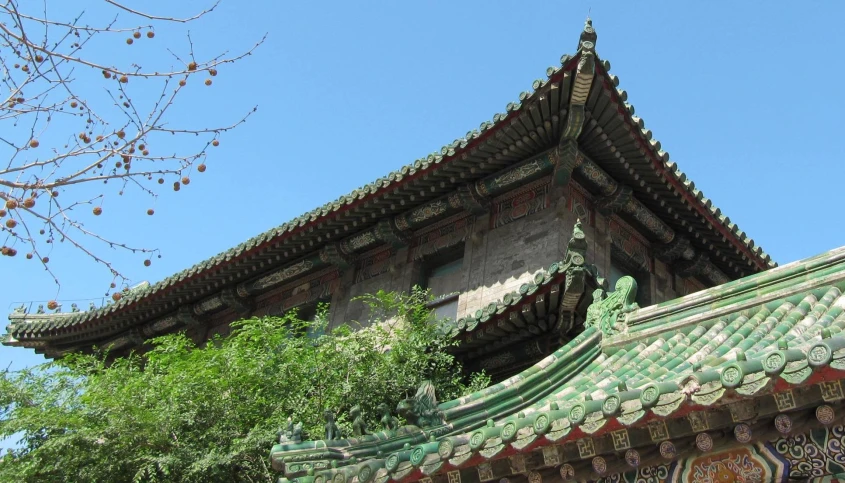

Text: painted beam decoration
xmin=608 ymin=218 xmax=652 ymax=274
xmin=577 ymin=156 xmax=674 ymax=245
xmin=355 ymin=247 xmax=396 ymax=284
xmin=253 ymin=268 xmax=341 ymax=317
xmin=490 ymin=178 xmax=552 ymax=229
xmin=237 ymin=256 xmax=320 ymax=297
xmin=475 ymin=152 xmax=557 ymax=199
xmin=567 ymin=183 xmax=594 ymax=226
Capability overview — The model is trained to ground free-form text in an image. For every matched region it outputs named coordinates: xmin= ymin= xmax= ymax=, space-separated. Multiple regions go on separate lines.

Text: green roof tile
xmin=271 ymin=246 xmax=845 ymax=482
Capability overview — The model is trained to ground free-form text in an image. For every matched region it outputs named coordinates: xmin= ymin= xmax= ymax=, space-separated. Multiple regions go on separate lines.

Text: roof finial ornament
xmin=567 ymin=219 xmax=588 ymax=257
xmin=579 ymin=16 xmax=597 ymax=53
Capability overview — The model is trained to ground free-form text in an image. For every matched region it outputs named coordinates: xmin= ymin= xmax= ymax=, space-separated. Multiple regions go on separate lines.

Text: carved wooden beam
xmin=142 ymin=315 xmax=179 ymax=338
xmin=474 ymin=151 xmax=555 ymax=198
xmin=318 ymin=243 xmax=353 ymax=269
xmin=576 ymin=154 xmax=675 ymax=245
xmin=192 ymin=294 xmax=225 ymax=316
xmin=597 ymin=185 xmax=633 ymax=214
xmin=450 ymin=184 xmax=488 ymax=215
xmin=236 ymin=254 xmax=323 ymax=297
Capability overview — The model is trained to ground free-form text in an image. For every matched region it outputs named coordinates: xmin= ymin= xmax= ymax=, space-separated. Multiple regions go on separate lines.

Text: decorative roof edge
xmin=593 ymin=59 xmax=775 ymax=271
xmin=271 ymin=288 xmax=845 ymax=483
xmin=605 ymin=246 xmax=845 ymax=349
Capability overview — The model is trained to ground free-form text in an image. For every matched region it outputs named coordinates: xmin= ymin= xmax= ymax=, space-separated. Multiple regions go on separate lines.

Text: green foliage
xmin=0 ymin=289 xmax=489 ymax=482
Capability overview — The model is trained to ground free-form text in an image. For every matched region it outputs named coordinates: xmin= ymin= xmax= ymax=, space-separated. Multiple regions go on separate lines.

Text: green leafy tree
xmin=0 ymin=289 xmax=489 ymax=482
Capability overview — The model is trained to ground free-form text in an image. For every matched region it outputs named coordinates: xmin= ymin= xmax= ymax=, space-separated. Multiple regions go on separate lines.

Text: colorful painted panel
xmin=769 ymin=425 xmax=845 ymax=480
xmin=355 ymin=247 xmax=395 ymax=283
xmin=490 ymin=179 xmax=551 ymax=229
xmin=673 ymin=446 xmax=780 ymax=483
xmin=593 ymin=426 xmax=845 ymax=482
xmin=599 ymin=464 xmax=672 ymax=483
xmin=597 ymin=444 xmax=787 ymax=483
xmin=409 ymin=213 xmax=472 ymax=261
xmin=254 ymin=268 xmax=340 ymax=316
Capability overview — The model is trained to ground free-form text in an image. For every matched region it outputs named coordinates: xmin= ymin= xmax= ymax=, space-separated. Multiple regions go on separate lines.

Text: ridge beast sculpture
xmin=350 ymin=405 xmax=369 ymax=436
xmin=396 ymin=380 xmax=445 ymax=428
xmin=324 ymin=410 xmax=340 ymax=441
xmin=377 ymin=402 xmax=400 ymax=431
xmin=277 ymin=417 xmax=303 ymax=444
xmin=585 ymin=275 xmax=639 ymax=336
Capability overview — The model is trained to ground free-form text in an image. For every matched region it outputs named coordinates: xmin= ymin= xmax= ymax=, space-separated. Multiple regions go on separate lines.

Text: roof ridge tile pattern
xmin=270 ymin=246 xmax=845 ymax=483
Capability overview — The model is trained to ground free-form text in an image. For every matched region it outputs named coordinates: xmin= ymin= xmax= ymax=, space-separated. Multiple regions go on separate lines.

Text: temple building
xmin=6 ymin=19 xmax=845 ymax=482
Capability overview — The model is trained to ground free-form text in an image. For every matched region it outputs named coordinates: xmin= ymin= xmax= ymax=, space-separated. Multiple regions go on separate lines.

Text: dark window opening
xmin=421 ymin=245 xmax=464 ymax=322
xmin=294 ymin=298 xmax=330 ymax=339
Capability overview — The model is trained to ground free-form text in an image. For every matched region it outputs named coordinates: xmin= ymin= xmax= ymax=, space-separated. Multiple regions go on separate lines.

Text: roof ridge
xmin=605 ymin=246 xmax=845 ymax=349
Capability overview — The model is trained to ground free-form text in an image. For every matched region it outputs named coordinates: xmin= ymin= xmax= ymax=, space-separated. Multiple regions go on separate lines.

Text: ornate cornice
xmin=318 ymin=243 xmax=352 ymax=269
xmin=596 ymin=185 xmax=633 ymax=214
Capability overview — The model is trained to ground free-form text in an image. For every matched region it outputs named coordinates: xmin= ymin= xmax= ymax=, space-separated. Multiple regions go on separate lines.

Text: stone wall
xmin=457 ymin=185 xmax=571 ymax=319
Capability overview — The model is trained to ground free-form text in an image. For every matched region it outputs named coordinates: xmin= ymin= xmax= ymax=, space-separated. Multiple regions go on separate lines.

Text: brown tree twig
xmin=0 ymin=0 xmax=264 ymax=297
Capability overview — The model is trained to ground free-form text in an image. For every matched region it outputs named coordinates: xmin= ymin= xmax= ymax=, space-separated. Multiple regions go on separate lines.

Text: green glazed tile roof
xmin=270 ymin=245 xmax=845 ymax=483
xmin=442 ymin=262 xmax=581 ymax=338
xmin=5 ymin=21 xmax=773 ymax=353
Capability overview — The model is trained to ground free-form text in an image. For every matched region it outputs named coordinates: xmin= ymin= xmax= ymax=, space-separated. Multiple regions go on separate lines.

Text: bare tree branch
xmin=104 ymin=0 xmax=220 ymax=23
xmin=0 ymin=0 xmax=264 ymax=300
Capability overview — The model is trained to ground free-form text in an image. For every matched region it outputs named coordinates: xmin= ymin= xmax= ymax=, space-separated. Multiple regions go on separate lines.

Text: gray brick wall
xmin=325 ymin=182 xmax=698 ymax=325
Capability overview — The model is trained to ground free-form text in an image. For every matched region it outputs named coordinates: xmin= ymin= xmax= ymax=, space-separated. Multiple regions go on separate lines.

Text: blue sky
xmin=2 ymin=0 xmax=844 ymax=374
